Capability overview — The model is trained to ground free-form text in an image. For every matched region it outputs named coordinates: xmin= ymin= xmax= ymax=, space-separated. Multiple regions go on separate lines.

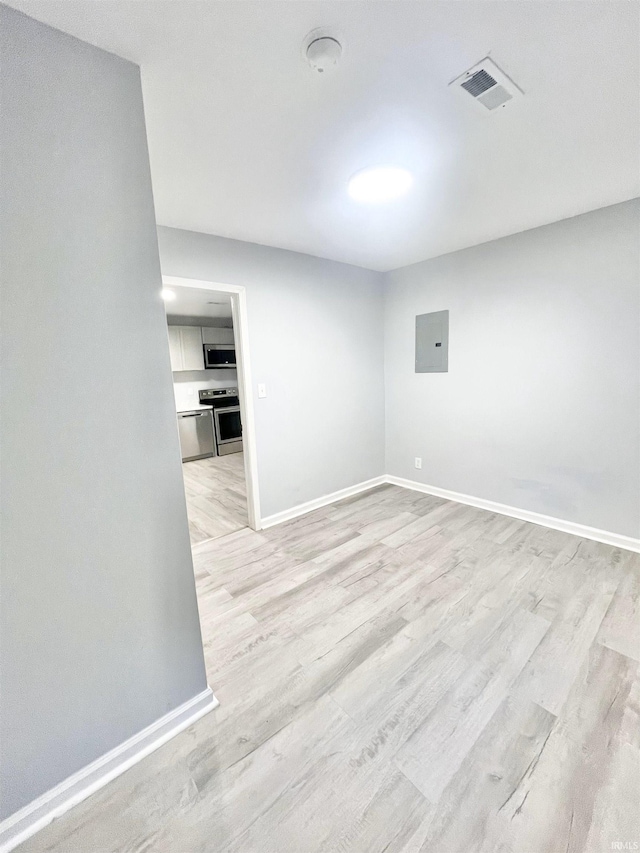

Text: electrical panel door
xmin=415 ymin=310 xmax=449 ymax=373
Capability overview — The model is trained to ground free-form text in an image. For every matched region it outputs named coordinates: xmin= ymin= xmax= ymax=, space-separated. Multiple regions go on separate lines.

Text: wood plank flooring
xmin=19 ymin=484 xmax=640 ymax=853
xmin=182 ymin=453 xmax=247 ymax=544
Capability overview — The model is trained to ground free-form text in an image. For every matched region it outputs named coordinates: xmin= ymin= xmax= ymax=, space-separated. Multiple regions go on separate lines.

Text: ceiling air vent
xmin=450 ymin=57 xmax=523 ymax=112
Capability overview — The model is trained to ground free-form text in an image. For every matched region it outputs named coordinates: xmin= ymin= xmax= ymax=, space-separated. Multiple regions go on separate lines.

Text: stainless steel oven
xmin=212 ymin=406 xmax=242 ymax=455
xmin=198 ymin=387 xmax=243 ymax=455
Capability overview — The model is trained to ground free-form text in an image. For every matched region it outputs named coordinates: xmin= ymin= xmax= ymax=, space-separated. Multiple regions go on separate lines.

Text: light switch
xmin=258 ymin=383 xmax=267 ymax=398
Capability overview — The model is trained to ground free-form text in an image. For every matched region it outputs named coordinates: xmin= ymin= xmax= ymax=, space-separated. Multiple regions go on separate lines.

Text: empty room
xmin=1 ymin=2 xmax=638 ymax=852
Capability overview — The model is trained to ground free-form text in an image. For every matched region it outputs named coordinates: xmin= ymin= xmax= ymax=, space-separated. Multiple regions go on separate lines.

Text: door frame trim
xmin=163 ymin=275 xmax=261 ymax=530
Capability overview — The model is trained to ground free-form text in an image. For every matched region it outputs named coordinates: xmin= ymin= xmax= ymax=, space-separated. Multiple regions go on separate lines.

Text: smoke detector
xmin=450 ymin=57 xmax=523 ymax=111
xmin=303 ymin=28 xmax=342 ymax=73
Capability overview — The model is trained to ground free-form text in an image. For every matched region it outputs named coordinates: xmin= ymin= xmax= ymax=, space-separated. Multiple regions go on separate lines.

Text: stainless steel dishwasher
xmin=177 ymin=410 xmax=215 ymax=462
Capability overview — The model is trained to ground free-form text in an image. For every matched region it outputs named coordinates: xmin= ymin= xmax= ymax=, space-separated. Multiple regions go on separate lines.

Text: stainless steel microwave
xmin=203 ymin=344 xmax=236 ymax=369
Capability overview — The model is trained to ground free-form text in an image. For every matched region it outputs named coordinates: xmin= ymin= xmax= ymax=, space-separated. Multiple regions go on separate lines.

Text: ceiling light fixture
xmin=161 ymin=288 xmax=176 ymax=302
xmin=302 ymin=28 xmax=342 ymax=73
xmin=348 ymin=166 xmax=413 ymax=204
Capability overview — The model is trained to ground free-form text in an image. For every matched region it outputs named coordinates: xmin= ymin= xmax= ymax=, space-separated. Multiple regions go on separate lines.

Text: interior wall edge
xmin=259 ymin=476 xmax=387 ymax=529
xmin=380 ymin=196 xmax=640 ymax=276
xmin=385 ymin=475 xmax=640 ymax=555
xmin=1 ymin=4 xmax=209 ymax=821
xmin=259 ymin=473 xmax=639 ymax=554
xmin=0 ymin=689 xmax=218 ymax=853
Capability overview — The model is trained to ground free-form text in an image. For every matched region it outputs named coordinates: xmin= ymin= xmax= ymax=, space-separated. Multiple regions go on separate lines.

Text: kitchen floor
xmin=182 ymin=453 xmax=247 ymax=544
xmin=20 ymin=484 xmax=639 ymax=853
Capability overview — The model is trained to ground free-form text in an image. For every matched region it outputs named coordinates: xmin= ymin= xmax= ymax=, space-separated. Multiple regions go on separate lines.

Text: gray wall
xmin=384 ymin=200 xmax=640 ymax=538
xmin=0 ymin=6 xmax=207 ymax=819
xmin=157 ymin=227 xmax=385 ymax=518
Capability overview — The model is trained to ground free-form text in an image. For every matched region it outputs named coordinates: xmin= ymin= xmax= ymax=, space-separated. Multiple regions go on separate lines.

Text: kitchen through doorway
xmin=162 ymin=276 xmax=260 ymax=545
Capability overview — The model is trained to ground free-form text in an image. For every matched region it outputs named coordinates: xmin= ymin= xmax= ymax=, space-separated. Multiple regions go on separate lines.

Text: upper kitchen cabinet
xmin=167 ymin=326 xmax=183 ymax=371
xmin=201 ymin=327 xmax=234 ymax=345
xmin=180 ymin=326 xmax=205 ymax=370
xmin=168 ymin=325 xmax=205 ymax=372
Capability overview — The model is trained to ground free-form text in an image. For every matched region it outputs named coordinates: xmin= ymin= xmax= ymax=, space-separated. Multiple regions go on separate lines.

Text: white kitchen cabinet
xmin=168 ymin=325 xmax=205 ymax=372
xmin=168 ymin=326 xmax=184 ymax=371
xmin=181 ymin=326 xmax=205 ymax=370
xmin=201 ymin=326 xmax=234 ymax=345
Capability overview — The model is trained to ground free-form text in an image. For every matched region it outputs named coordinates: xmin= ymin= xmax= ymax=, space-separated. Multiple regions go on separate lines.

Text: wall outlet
xmin=258 ymin=383 xmax=267 ymax=399
xmin=414 ymin=457 xmax=422 ymax=469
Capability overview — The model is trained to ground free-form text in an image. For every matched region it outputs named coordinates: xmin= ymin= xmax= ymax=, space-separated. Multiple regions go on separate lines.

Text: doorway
xmin=162 ymin=275 xmax=260 ymax=542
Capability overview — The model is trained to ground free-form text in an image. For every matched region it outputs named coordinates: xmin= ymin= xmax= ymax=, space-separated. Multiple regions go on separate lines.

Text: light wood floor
xmin=20 ymin=485 xmax=639 ymax=852
xmin=182 ymin=453 xmax=247 ymax=545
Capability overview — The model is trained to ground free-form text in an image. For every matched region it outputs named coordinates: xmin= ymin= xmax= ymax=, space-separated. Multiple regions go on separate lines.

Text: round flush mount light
xmin=348 ymin=166 xmax=413 ymax=204
xmin=161 ymin=288 xmax=176 ymax=302
xmin=303 ymin=28 xmax=342 ymax=73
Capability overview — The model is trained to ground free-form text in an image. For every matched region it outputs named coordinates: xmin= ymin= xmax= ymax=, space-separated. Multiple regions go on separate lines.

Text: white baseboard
xmin=259 ymin=476 xmax=387 ymax=529
xmin=258 ymin=472 xmax=639 ymax=553
xmin=0 ymin=687 xmax=218 ymax=853
xmin=385 ymin=475 xmax=640 ymax=554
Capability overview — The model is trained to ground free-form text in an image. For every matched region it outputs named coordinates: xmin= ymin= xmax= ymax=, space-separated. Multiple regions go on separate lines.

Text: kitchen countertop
xmin=176 ymin=404 xmax=212 ymax=414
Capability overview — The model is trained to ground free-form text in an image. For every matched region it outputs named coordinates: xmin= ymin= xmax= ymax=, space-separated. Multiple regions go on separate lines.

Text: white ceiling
xmin=164 ymin=287 xmax=232 ymax=322
xmin=8 ymin=1 xmax=640 ymax=271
